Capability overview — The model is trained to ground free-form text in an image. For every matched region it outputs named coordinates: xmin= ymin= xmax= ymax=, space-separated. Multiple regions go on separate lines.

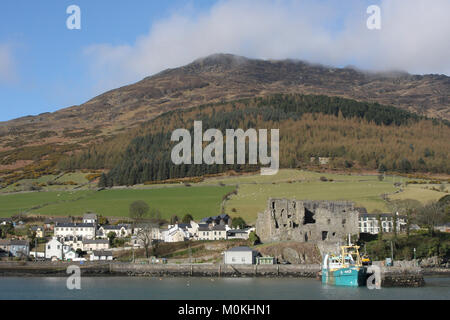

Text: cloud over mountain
xmin=84 ymin=0 xmax=450 ymax=91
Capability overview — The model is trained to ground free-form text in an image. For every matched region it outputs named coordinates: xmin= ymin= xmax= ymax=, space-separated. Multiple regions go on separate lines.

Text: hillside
xmin=0 ymin=54 xmax=449 ymax=184
xmin=60 ymin=94 xmax=450 ymax=187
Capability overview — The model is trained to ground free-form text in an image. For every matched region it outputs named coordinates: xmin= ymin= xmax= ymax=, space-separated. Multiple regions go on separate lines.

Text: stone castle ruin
xmin=256 ymin=199 xmax=359 ymax=244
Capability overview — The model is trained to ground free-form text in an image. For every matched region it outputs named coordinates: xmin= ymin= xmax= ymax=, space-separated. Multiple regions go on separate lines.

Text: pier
xmin=0 ymin=261 xmax=436 ymax=287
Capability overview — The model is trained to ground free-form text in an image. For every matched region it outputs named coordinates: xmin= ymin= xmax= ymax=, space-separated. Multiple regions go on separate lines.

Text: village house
xmin=162 ymin=224 xmax=190 ymax=243
xmin=186 ymin=221 xmax=200 ymax=238
xmin=358 ymin=213 xmax=407 ymax=234
xmin=98 ymin=224 xmax=131 ymax=238
xmin=133 ymin=224 xmax=162 ymax=240
xmin=30 ymin=226 xmax=44 ymax=238
xmin=45 ymin=237 xmax=71 ymax=261
xmin=82 ymin=239 xmax=110 ymax=252
xmin=54 ymin=223 xmax=96 ymax=239
xmin=90 ymin=250 xmax=113 ymax=261
xmin=64 ymin=250 xmax=79 ymax=261
xmin=61 ymin=236 xmax=83 ymax=252
xmin=82 ymin=213 xmax=98 ymax=225
xmin=0 ymin=239 xmax=30 ymax=258
xmin=197 ymin=224 xmax=228 ymax=241
xmin=200 ymin=214 xmax=231 ymax=228
xmin=226 ymin=227 xmax=255 ymax=240
xmin=223 ymin=246 xmax=258 ymax=265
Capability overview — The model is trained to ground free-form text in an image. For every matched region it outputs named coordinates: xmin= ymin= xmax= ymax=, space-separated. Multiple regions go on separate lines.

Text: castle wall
xmin=256 ymin=199 xmax=359 ymax=244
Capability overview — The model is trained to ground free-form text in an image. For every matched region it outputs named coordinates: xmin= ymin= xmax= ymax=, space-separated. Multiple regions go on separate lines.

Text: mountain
xmin=70 ymin=94 xmax=449 ymax=187
xmin=0 ymin=54 xmax=449 ymax=180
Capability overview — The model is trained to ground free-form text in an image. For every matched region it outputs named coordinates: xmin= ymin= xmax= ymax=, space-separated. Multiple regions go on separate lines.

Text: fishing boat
xmin=322 ymin=238 xmax=368 ymax=287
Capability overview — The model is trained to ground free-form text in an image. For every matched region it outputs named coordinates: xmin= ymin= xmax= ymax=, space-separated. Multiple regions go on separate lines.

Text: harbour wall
xmin=0 ymin=262 xmax=441 ymax=287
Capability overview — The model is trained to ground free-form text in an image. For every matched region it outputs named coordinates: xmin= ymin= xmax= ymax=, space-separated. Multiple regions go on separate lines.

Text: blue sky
xmin=0 ymin=0 xmax=449 ymax=121
xmin=0 ymin=0 xmax=216 ymax=121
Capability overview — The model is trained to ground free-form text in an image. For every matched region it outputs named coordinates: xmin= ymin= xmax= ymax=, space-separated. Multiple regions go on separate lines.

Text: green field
xmin=215 ymin=170 xmax=448 ymax=223
xmin=0 ymin=186 xmax=234 ymax=220
xmin=2 ymin=171 xmax=99 ymax=193
xmin=0 ymin=169 xmax=447 ymax=223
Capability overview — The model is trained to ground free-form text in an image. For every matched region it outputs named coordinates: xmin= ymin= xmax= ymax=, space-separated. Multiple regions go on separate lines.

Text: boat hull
xmin=322 ymin=267 xmax=367 ymax=287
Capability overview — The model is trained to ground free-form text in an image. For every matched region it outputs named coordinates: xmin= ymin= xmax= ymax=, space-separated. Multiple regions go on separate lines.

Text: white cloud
xmin=0 ymin=44 xmax=17 ymax=84
xmin=84 ymin=0 xmax=450 ymax=91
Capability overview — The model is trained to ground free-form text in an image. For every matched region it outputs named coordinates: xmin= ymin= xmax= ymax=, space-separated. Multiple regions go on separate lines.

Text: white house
xmin=82 ymin=213 xmax=98 ymax=225
xmin=197 ymin=224 xmax=228 ymax=241
xmin=61 ymin=236 xmax=83 ymax=252
xmin=90 ymin=250 xmax=113 ymax=261
xmin=224 ymin=246 xmax=258 ymax=265
xmin=54 ymin=223 xmax=96 ymax=239
xmin=64 ymin=250 xmax=78 ymax=261
xmin=82 ymin=239 xmax=110 ymax=252
xmin=98 ymin=225 xmax=131 ymax=238
xmin=358 ymin=213 xmax=407 ymax=234
xmin=133 ymin=224 xmax=162 ymax=241
xmin=162 ymin=225 xmax=189 ymax=243
xmin=45 ymin=237 xmax=71 ymax=261
xmin=226 ymin=227 xmax=254 ymax=240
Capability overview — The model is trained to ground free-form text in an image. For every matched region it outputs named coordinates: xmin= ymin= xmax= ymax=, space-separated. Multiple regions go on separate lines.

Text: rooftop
xmin=92 ymin=250 xmax=113 ymax=257
xmin=226 ymin=246 xmax=253 ymax=252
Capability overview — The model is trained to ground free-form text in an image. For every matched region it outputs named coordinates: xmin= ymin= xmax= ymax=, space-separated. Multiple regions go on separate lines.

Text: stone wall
xmin=256 ymin=199 xmax=359 ymax=244
xmin=110 ymin=263 xmax=321 ymax=278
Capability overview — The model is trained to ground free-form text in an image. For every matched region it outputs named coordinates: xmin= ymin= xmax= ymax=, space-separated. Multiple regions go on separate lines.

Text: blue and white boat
xmin=322 ymin=241 xmax=367 ymax=287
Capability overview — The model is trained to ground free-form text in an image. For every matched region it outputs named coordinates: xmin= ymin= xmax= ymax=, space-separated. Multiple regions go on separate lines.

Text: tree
xmin=388 ymin=199 xmax=421 ymax=238
xmin=107 ymin=232 xmax=116 ymax=246
xmin=170 ymin=215 xmax=179 ymax=225
xmin=129 ymin=201 xmax=149 ymax=223
xmin=98 ymin=173 xmax=107 ymax=188
xmin=415 ymin=201 xmax=445 ymax=236
xmin=182 ymin=214 xmax=194 ymax=224
xmin=248 ymin=231 xmax=260 ymax=245
xmin=0 ymin=223 xmax=14 ymax=238
xmin=231 ymin=217 xmax=246 ymax=229
xmin=97 ymin=215 xmax=108 ymax=225
xmin=136 ymin=224 xmax=155 ymax=258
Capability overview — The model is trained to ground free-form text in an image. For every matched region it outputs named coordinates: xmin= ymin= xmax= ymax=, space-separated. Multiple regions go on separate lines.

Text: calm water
xmin=0 ymin=277 xmax=449 ymax=300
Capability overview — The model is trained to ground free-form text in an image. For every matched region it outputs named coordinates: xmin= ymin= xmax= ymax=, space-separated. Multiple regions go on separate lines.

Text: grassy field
xmin=0 ymin=186 xmax=234 ymax=220
xmin=217 ymin=170 xmax=448 ymax=223
xmin=0 ymin=169 xmax=447 ymax=223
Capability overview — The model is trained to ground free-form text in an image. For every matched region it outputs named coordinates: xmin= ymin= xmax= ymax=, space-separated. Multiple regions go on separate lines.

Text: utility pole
xmin=189 ymin=242 xmax=192 ymax=264
xmin=34 ymin=237 xmax=37 ymax=262
xmin=390 ymin=241 xmax=394 ymax=261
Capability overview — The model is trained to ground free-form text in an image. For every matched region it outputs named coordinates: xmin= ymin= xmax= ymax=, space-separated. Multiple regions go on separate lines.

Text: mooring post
xmin=190 ymin=264 xmax=193 ymax=276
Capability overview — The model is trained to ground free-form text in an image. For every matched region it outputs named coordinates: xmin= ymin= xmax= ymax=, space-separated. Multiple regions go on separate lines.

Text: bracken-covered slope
xmin=0 ymin=54 xmax=449 ymax=175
